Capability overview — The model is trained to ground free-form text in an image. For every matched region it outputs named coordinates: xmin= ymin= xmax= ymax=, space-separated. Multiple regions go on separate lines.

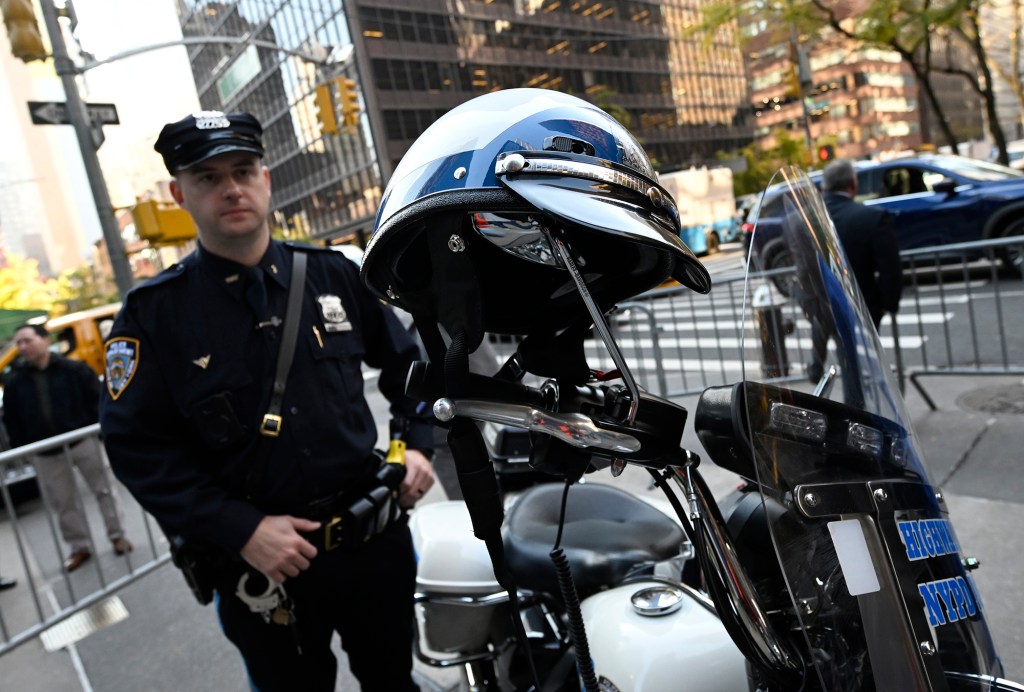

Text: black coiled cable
xmin=549 ymin=480 xmax=599 ymax=692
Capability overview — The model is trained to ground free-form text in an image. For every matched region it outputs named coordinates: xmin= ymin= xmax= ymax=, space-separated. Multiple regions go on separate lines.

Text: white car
xmin=331 ymin=243 xmax=364 ymax=266
xmin=1007 ymin=139 xmax=1024 ymax=171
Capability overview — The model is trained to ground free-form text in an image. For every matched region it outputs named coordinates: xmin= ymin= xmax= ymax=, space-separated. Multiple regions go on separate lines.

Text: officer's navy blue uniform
xmin=99 ymin=239 xmax=433 ymax=691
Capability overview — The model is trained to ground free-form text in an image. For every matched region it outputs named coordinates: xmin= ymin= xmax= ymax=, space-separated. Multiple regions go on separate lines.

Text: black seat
xmin=502 ymin=483 xmax=685 ymax=599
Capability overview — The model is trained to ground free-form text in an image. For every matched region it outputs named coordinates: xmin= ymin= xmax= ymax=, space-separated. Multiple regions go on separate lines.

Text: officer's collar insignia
xmin=316 ymin=294 xmax=352 ymax=332
xmin=193 ymin=354 xmax=211 ymax=369
xmin=225 ymin=274 xmax=240 ymax=283
xmin=105 ymin=338 xmax=140 ymax=401
xmin=270 ymin=264 xmax=278 ymax=274
xmin=193 ymin=110 xmax=230 ymax=130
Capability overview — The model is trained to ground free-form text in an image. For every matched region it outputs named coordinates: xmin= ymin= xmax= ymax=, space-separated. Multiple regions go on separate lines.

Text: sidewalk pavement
xmin=900 ymin=373 xmax=1024 ymax=682
xmin=1 ymin=372 xmax=1021 ymax=690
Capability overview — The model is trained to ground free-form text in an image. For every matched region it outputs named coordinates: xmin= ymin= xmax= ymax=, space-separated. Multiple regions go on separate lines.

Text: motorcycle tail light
xmin=768 ymin=402 xmax=827 ymax=442
xmin=847 ymin=422 xmax=883 ymax=458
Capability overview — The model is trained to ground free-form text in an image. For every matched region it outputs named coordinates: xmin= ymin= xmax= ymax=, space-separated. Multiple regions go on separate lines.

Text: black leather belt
xmin=296 ymin=452 xmax=406 ymax=551
xmin=301 ymin=481 xmax=402 ymax=551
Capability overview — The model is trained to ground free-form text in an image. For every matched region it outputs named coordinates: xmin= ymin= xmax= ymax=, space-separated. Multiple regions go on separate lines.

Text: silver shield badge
xmin=316 ymin=294 xmax=352 ymax=332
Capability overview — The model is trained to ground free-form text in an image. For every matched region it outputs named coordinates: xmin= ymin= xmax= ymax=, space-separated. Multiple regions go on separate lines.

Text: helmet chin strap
xmin=425 ymin=215 xmax=484 ymax=353
xmin=438 ymin=327 xmax=545 ymax=689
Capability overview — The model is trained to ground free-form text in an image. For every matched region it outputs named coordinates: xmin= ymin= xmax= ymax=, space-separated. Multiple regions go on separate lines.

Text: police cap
xmin=154 ymin=110 xmax=264 ymax=175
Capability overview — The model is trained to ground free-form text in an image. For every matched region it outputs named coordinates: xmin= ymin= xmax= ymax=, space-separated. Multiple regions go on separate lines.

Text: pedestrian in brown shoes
xmin=2 ymin=324 xmax=132 ymax=573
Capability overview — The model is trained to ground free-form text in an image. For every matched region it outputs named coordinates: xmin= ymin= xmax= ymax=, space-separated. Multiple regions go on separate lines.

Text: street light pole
xmin=789 ymin=22 xmax=815 ymax=159
xmin=38 ymin=0 xmax=134 ymax=298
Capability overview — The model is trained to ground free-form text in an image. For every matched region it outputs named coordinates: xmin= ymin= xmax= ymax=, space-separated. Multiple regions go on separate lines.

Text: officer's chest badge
xmin=316 ymin=294 xmax=353 ymax=332
xmin=104 ymin=338 xmax=140 ymax=400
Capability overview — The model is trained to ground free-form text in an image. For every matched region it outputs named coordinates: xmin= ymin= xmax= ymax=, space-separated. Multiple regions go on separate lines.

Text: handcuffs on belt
xmin=236 ymin=572 xmax=303 ymax=651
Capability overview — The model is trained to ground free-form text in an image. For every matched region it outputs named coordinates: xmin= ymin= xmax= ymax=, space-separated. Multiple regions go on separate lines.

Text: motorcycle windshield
xmin=739 ymin=168 xmax=1007 ymax=690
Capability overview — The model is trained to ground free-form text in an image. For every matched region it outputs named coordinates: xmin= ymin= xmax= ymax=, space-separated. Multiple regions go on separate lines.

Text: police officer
xmin=99 ymin=111 xmax=435 ymax=691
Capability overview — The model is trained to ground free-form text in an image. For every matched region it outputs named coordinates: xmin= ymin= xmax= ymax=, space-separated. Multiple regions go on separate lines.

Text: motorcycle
xmin=405 ymin=167 xmax=1022 ymax=691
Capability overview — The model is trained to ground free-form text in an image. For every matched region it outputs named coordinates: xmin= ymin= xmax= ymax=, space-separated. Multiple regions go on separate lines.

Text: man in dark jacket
xmin=821 ymin=159 xmax=903 ymax=328
xmin=3 ymin=324 xmax=131 ymax=572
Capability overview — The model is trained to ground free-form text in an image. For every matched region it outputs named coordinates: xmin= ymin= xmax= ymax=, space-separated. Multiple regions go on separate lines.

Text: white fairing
xmin=582 ymin=581 xmax=748 ymax=691
xmin=411 ymin=500 xmax=500 ymax=594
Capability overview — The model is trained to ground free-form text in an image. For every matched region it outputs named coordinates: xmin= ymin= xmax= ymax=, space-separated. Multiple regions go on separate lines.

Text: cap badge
xmin=193 ymin=111 xmax=231 ymax=130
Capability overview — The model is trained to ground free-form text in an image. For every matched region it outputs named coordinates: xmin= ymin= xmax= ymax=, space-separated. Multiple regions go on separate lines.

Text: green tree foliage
xmin=696 ymin=0 xmax=1009 ymax=162
xmin=808 ymin=0 xmax=1008 ymax=163
xmin=55 ymin=265 xmax=119 ymax=315
xmin=730 ymin=129 xmax=810 ymax=195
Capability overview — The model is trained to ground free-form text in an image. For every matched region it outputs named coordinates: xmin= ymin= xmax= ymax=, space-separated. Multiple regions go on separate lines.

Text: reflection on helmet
xmin=361 ymin=88 xmax=711 ymax=348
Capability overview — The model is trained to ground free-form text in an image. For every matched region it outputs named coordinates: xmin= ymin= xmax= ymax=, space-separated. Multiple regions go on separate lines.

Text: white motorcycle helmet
xmin=361 ymin=88 xmax=711 ymax=352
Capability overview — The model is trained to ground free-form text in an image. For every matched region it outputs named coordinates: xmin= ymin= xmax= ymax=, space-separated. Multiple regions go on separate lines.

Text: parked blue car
xmin=744 ymin=155 xmax=1024 ymax=294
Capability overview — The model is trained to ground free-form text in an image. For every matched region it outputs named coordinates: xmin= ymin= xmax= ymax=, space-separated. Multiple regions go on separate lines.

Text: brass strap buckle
xmin=260 ymin=414 xmax=283 ymax=437
xmin=324 ymin=516 xmax=343 ymax=551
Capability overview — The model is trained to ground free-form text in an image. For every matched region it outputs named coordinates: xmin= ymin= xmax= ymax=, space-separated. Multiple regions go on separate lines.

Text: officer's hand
xmin=240 ymin=515 xmax=320 ymax=584
xmin=398 ymin=450 xmax=435 ymax=508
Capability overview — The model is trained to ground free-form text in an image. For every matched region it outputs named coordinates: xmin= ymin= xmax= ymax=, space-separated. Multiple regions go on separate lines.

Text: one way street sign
xmin=27 ymin=101 xmax=120 ymax=126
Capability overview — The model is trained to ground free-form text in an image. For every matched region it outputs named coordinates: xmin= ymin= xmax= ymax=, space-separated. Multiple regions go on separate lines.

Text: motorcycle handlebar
xmin=405 ymin=360 xmax=549 ymax=409
xmin=432 ymin=398 xmax=641 ymax=454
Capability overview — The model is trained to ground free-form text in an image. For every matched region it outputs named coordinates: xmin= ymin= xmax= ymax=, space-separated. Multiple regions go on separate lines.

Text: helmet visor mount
xmin=467 ymin=212 xmax=610 ymax=300
xmin=470 ymin=212 xmax=562 ymax=268
xmin=495 ymin=150 xmax=712 ymax=295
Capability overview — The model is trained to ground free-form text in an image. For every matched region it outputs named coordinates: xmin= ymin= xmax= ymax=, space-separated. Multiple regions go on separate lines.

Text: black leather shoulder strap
xmin=244 ymin=249 xmax=308 ymax=501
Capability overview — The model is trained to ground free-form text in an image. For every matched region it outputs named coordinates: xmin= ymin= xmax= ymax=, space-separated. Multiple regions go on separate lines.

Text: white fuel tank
xmin=581 ymin=580 xmax=748 ymax=691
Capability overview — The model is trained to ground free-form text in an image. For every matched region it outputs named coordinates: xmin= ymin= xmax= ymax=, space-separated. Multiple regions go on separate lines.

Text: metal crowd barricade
xmin=607 ymin=273 xmax=810 ymax=398
xmin=485 ymin=235 xmax=1023 ymax=409
xmin=0 ymin=425 xmax=171 ymax=657
xmin=485 ymin=268 xmax=807 ymax=400
xmin=897 ymin=234 xmax=1024 ymax=409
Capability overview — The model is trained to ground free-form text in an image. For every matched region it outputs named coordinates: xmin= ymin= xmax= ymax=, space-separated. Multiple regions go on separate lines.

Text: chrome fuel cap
xmin=630 ymin=585 xmax=684 ymax=617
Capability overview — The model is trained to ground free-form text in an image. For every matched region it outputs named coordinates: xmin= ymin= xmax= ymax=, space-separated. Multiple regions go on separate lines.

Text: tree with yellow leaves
xmin=0 ymin=253 xmax=59 ymax=313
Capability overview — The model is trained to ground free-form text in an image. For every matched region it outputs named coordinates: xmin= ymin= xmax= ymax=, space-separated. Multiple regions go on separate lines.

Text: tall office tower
xmin=176 ymin=0 xmax=752 ymax=245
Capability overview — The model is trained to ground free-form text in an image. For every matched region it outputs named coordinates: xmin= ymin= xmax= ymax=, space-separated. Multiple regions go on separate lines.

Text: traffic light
xmin=783 ymin=64 xmax=799 ymax=99
xmin=2 ymin=0 xmax=47 ymax=62
xmin=313 ymin=83 xmax=339 ymax=135
xmin=817 ymin=144 xmax=835 ymax=163
xmin=336 ymin=77 xmax=360 ymax=130
xmin=132 ymin=200 xmax=198 ymax=245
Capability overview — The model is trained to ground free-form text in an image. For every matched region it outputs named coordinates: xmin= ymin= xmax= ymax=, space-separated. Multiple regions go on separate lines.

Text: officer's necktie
xmin=244 ymin=266 xmax=268 ymax=318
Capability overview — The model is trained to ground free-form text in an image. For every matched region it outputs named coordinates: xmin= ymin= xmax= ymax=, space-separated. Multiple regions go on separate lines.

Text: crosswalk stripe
xmin=586 ymin=334 xmax=924 ymax=352
xmin=609 ymin=314 xmax=950 ymax=333
xmin=631 ymin=298 xmax=965 ymax=320
xmin=911 ymin=279 xmax=988 ymax=292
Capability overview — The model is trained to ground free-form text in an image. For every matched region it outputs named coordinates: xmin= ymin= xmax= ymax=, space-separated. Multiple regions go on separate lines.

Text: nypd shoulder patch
xmin=105 ymin=338 xmax=140 ymax=400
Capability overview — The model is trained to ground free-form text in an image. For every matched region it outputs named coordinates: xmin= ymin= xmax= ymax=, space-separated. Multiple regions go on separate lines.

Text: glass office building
xmin=175 ymin=0 xmax=751 ymax=244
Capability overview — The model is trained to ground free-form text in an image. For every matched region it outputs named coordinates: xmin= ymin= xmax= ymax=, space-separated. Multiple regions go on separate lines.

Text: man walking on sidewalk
xmin=821 ymin=158 xmax=903 ymax=329
xmin=2 ymin=323 xmax=132 ymax=572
